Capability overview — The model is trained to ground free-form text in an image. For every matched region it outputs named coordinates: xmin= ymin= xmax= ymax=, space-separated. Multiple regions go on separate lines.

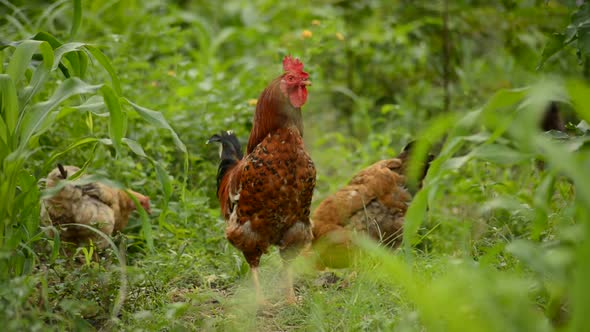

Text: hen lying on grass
xmin=41 ymin=164 xmax=151 ymax=250
xmin=311 ymin=142 xmax=433 ymax=269
xmin=208 ymin=56 xmax=315 ymax=304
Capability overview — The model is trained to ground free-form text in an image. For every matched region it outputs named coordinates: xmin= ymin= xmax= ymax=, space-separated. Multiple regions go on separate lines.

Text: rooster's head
xmin=280 ymin=55 xmax=311 ymax=108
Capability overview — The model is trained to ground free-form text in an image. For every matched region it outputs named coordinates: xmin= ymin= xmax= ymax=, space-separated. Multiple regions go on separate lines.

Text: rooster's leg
xmin=284 ymin=263 xmax=297 ymax=304
xmin=251 ymin=266 xmax=267 ymax=305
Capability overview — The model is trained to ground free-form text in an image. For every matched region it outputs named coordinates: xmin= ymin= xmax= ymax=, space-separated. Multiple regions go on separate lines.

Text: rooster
xmin=41 ymin=164 xmax=151 ymax=250
xmin=311 ymin=142 xmax=433 ymax=268
xmin=208 ymin=56 xmax=315 ymax=304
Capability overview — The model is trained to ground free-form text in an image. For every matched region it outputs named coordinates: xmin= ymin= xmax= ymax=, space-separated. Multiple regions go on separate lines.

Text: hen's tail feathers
xmin=208 ymin=131 xmax=244 ymax=193
xmin=57 ymin=163 xmax=68 ymax=179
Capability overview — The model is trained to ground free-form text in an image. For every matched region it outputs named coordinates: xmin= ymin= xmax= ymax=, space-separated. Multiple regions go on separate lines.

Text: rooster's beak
xmin=302 ymin=80 xmax=312 ymax=86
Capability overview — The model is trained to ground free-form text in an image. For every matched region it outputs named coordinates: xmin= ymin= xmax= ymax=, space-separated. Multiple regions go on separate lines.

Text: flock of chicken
xmin=40 ymin=56 xmax=434 ymax=304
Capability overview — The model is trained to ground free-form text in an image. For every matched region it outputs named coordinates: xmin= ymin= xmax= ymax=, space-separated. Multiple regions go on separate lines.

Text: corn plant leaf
xmin=85 ymin=45 xmax=122 ymax=95
xmin=52 ymin=42 xmax=86 ymax=71
xmin=152 ymin=159 xmax=172 ymax=204
xmin=6 ymin=40 xmax=45 ymax=84
xmin=0 ymin=74 xmax=18 ymax=143
xmin=19 ymin=41 xmax=54 ymax=110
xmin=101 ymin=85 xmax=125 ymax=156
xmin=122 ymin=138 xmax=147 ymax=157
xmin=19 ymin=78 xmax=102 ymax=149
xmin=403 ymin=188 xmax=428 ymax=249
xmin=0 ymin=116 xmax=8 ymax=146
xmin=70 ymin=0 xmax=82 ymax=40
xmin=31 ymin=32 xmax=71 ymax=78
xmin=124 ymin=98 xmax=187 ymax=153
xmin=126 ymin=190 xmax=154 ymax=253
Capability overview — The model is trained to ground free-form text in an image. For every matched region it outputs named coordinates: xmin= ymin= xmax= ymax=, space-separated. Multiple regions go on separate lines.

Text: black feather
xmin=57 ymin=163 xmax=68 ymax=179
xmin=541 ymin=101 xmax=565 ymax=132
xmin=208 ymin=131 xmax=244 ymax=193
xmin=399 ymin=140 xmax=435 ymax=183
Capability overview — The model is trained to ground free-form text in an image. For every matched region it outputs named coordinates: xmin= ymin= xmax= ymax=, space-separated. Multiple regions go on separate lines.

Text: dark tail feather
xmin=399 ymin=140 xmax=435 ymax=185
xmin=541 ymin=101 xmax=565 ymax=132
xmin=207 ymin=131 xmax=243 ymax=193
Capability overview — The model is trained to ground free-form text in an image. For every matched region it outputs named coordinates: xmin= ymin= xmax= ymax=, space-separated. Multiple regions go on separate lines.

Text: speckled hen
xmin=208 ymin=56 xmax=315 ymax=304
xmin=41 ymin=164 xmax=151 ymax=249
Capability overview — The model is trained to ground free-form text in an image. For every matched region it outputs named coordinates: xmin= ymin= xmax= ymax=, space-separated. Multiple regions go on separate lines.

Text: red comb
xmin=283 ymin=55 xmax=304 ymax=73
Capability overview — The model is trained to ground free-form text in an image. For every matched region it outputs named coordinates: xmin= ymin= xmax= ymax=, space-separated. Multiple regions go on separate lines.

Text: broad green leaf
xmin=126 ymin=191 xmax=154 ymax=253
xmin=31 ymin=111 xmax=58 ymax=143
xmin=0 ymin=116 xmax=8 ymax=145
xmin=31 ymin=31 xmax=62 ymax=49
xmin=0 ymin=74 xmax=18 ymax=142
xmin=85 ymin=45 xmax=122 ymax=95
xmin=73 ymin=95 xmax=106 ymax=114
xmin=47 ymin=225 xmax=61 ymax=263
xmin=481 ymin=88 xmax=529 ymax=114
xmin=18 ymin=78 xmax=102 ymax=149
xmin=122 ymin=138 xmax=147 ymax=157
xmin=403 ymin=188 xmax=428 ymax=251
xmin=52 ymin=42 xmax=86 ymax=71
xmin=152 ymin=160 xmax=172 ymax=203
xmin=70 ymin=0 xmax=82 ymax=40
xmin=78 ymin=50 xmax=88 ymax=78
xmin=31 ymin=32 xmax=72 ymax=78
xmin=124 ymin=98 xmax=187 ymax=153
xmin=6 ymin=40 xmax=45 ymax=84
xmin=101 ymin=85 xmax=125 ymax=156
xmin=49 ymin=43 xmax=89 ymax=78
xmin=19 ymin=41 xmax=54 ymax=110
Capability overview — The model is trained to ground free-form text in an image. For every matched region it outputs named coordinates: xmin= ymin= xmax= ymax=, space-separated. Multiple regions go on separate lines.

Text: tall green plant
xmin=0 ymin=8 xmax=186 ymax=280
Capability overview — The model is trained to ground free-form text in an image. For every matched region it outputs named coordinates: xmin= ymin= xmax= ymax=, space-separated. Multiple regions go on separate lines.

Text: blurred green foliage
xmin=1 ymin=0 xmax=590 ymax=330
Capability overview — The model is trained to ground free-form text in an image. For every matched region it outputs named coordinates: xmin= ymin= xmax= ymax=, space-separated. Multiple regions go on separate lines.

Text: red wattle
xmin=289 ymin=86 xmax=308 ymax=108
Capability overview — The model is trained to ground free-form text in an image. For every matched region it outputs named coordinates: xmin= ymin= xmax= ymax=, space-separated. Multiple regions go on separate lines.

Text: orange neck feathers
xmin=246 ymin=77 xmax=303 ymax=153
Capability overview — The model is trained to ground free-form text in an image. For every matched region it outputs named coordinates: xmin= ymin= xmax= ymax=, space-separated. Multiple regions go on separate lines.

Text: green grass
xmin=1 ymin=0 xmax=590 ymax=331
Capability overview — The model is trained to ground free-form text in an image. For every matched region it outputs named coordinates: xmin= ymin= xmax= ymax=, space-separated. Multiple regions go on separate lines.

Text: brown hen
xmin=311 ymin=142 xmax=433 ymax=268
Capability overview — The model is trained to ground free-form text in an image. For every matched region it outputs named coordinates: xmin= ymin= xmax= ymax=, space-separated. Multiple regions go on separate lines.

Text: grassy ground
xmin=1 ymin=1 xmax=589 ymax=331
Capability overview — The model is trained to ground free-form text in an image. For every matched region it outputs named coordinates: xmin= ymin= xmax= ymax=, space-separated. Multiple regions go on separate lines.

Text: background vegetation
xmin=1 ymin=0 xmax=590 ymax=330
